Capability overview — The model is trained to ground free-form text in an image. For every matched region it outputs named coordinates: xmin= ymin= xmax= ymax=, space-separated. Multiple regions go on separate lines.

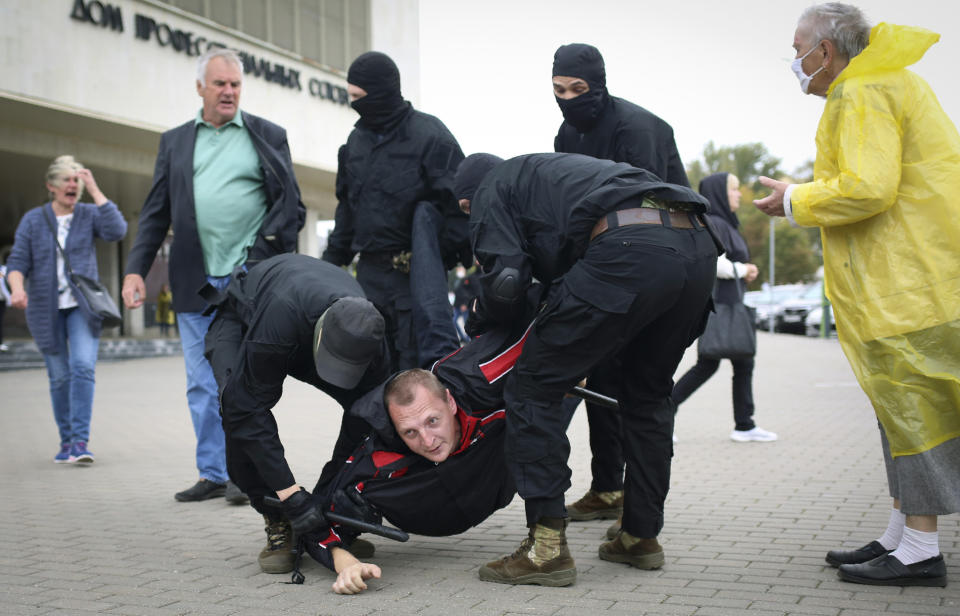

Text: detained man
xmin=300 ymin=305 xmax=541 ymax=593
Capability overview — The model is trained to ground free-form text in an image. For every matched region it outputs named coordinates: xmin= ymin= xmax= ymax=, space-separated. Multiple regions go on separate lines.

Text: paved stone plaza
xmin=1 ymin=332 xmax=957 ymax=615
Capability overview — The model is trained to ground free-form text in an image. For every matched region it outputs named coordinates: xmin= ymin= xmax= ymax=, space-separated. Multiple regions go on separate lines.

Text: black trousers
xmin=503 ymin=223 xmax=717 ymax=537
xmin=583 ymin=362 xmax=625 ymax=492
xmin=672 ymin=355 xmax=756 ymax=431
xmin=356 ymin=259 xmax=418 ymax=372
xmin=358 ymin=206 xmax=461 ymax=372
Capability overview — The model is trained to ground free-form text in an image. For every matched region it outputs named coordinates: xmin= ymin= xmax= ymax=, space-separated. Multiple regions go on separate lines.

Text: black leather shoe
xmin=224 ymin=481 xmax=249 ymax=505
xmin=838 ymin=553 xmax=947 ymax=587
xmin=175 ymin=479 xmax=226 ymax=502
xmin=825 ymin=540 xmax=891 ymax=568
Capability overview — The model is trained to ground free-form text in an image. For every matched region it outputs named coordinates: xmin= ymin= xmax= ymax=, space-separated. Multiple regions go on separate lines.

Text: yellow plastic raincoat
xmin=790 ymin=23 xmax=960 ymax=458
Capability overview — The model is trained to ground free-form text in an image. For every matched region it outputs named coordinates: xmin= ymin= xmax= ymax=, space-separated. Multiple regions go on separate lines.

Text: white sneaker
xmin=0 ymin=343 xmax=9 ymax=352
xmin=730 ymin=427 xmax=778 ymax=442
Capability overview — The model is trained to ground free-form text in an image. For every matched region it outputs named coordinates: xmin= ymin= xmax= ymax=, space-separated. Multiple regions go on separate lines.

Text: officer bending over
xmin=456 ymin=152 xmax=718 ymax=586
xmin=203 ymin=253 xmax=390 ymax=575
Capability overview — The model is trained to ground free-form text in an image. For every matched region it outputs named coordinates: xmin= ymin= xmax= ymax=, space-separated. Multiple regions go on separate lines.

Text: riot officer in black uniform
xmin=455 ymin=153 xmax=717 ymax=586
xmin=321 ymin=51 xmax=468 ymax=371
xmin=551 ymin=43 xmax=692 ymax=532
xmin=203 ymin=254 xmax=390 ymax=576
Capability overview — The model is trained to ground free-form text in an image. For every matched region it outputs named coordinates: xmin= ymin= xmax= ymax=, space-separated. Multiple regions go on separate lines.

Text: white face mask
xmin=791 ymin=41 xmax=825 ymax=94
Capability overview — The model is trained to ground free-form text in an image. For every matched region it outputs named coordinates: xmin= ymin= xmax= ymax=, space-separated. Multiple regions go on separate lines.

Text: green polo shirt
xmin=193 ymin=109 xmax=268 ymax=276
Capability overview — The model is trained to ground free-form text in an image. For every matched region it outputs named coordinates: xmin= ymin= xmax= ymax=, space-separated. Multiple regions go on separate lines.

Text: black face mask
xmin=351 ymin=94 xmax=404 ymax=130
xmin=556 ymin=88 xmax=607 ymax=132
xmin=347 ymin=51 xmax=406 ymax=132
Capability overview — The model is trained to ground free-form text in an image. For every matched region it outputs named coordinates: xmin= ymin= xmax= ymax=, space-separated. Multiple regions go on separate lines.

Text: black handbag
xmin=697 ymin=276 xmax=756 ymax=360
xmin=44 ymin=208 xmax=123 ymax=328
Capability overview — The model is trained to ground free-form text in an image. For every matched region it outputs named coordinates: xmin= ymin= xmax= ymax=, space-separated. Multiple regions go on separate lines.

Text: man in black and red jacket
xmin=301 ymin=302 xmax=538 ymax=594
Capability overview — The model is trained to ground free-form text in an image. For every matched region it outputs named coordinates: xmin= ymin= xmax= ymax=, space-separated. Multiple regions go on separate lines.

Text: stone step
xmin=0 ymin=338 xmax=183 ymax=371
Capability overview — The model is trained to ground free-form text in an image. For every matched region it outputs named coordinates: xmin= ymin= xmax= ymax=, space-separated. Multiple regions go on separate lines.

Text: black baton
xmin=571 ymin=386 xmax=619 ymax=409
xmin=262 ymin=497 xmax=409 ymax=542
xmin=325 ymin=512 xmax=409 ymax=542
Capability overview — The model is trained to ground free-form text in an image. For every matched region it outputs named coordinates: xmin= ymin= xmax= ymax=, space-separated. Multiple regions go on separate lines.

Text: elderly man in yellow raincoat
xmin=755 ymin=2 xmax=960 ymax=588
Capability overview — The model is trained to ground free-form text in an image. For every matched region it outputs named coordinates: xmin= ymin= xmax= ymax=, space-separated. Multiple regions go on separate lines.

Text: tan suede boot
xmin=598 ymin=530 xmax=665 ymax=569
xmin=258 ymin=515 xmax=295 ymax=574
xmin=605 ymin=515 xmax=622 ymax=540
xmin=479 ymin=517 xmax=577 ymax=586
xmin=566 ymin=489 xmax=624 ymax=521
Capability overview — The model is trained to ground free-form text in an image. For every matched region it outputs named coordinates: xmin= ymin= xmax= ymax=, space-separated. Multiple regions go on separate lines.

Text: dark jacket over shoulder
xmin=125 ymin=111 xmax=306 ymax=313
xmin=321 ymin=106 xmax=466 ymax=265
xmin=469 ymin=153 xmax=708 ymax=323
xmin=555 ymin=96 xmax=690 ymax=187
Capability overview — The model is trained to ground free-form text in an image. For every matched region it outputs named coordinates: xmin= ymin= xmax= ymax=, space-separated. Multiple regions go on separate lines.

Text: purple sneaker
xmin=54 ymin=444 xmax=72 ymax=464
xmin=70 ymin=442 xmax=94 ymax=464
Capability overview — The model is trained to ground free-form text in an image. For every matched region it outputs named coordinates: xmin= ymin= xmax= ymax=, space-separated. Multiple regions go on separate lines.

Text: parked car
xmin=744 ymin=284 xmax=805 ymax=330
xmin=805 ymin=304 xmax=837 ymax=337
xmin=776 ymin=281 xmax=828 ymax=334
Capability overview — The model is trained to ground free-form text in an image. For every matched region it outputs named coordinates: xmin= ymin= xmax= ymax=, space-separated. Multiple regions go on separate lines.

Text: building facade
xmin=0 ymin=0 xmax=420 ymax=336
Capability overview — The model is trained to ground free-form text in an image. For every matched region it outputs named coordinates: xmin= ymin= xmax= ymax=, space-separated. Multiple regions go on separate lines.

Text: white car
xmin=744 ymin=285 xmax=805 ymax=330
xmin=805 ymin=304 xmax=836 ymax=337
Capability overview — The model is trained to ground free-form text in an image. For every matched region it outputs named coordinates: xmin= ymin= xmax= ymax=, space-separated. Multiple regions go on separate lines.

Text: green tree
xmin=685 ymin=141 xmax=783 ymax=190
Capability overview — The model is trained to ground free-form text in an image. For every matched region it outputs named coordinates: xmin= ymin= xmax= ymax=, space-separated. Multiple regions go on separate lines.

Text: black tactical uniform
xmin=468 ymin=153 xmax=717 ymax=538
xmin=553 ymin=43 xmax=691 ymax=500
xmin=203 ymin=254 xmax=391 ymax=514
xmin=321 ymin=52 xmax=466 ymax=370
xmin=302 ymin=313 xmax=538 ymax=571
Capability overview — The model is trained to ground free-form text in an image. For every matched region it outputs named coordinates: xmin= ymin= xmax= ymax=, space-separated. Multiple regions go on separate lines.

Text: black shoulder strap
xmin=42 ymin=206 xmax=74 ymax=276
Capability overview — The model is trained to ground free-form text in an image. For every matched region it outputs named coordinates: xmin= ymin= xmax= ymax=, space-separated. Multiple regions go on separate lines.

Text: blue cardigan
xmin=7 ymin=202 xmax=127 ymax=353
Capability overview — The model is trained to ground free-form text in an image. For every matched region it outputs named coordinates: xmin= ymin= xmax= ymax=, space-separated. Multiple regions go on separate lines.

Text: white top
xmin=716 ymin=254 xmax=746 ymax=279
xmin=56 ymin=213 xmax=78 ymax=309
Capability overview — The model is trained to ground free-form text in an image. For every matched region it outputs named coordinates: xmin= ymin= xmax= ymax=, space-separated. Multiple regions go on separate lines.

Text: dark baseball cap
xmin=313 ymin=297 xmax=385 ymax=389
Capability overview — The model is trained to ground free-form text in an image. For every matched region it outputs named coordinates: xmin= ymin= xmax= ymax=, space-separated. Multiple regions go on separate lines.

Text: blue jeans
xmin=43 ymin=307 xmax=99 ymax=445
xmin=177 ymin=275 xmax=231 ymax=483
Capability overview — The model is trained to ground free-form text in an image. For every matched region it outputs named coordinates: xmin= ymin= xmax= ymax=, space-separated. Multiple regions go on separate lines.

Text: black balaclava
xmin=552 ymin=43 xmax=610 ymax=133
xmin=699 ymin=173 xmax=749 ymax=261
xmin=454 ymin=153 xmax=504 ymax=202
xmin=347 ymin=51 xmax=408 ymax=132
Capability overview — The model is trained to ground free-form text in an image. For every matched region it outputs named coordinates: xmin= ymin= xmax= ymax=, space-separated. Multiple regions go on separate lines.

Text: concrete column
xmin=299 ymin=207 xmax=320 ymax=258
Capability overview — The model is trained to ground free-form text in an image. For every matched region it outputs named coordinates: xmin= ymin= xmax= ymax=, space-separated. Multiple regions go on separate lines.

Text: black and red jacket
xmin=303 ymin=317 xmax=534 ymax=571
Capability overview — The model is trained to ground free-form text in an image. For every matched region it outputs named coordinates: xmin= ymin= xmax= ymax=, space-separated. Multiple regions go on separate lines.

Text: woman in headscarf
xmin=672 ymin=173 xmax=775 ymax=442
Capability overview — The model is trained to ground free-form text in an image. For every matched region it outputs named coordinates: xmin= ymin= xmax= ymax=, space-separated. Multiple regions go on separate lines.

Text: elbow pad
xmin=489 ymin=267 xmax=521 ymax=304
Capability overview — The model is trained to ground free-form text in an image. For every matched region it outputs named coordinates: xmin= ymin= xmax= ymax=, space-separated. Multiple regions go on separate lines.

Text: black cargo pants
xmin=504 ymin=218 xmax=717 ymax=537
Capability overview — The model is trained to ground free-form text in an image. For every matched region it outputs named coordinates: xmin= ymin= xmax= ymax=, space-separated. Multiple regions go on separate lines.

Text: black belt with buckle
xmin=590 ymin=202 xmax=697 ymax=241
xmin=360 ymin=250 xmax=412 ymax=273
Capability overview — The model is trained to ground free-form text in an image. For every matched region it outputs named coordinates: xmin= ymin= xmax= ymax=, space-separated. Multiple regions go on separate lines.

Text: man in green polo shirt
xmin=123 ymin=49 xmax=305 ymax=519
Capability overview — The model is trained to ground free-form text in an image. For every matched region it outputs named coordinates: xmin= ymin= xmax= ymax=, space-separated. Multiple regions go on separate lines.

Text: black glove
xmin=282 ymin=488 xmax=327 ymax=535
xmin=465 ymin=297 xmax=496 ymax=338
